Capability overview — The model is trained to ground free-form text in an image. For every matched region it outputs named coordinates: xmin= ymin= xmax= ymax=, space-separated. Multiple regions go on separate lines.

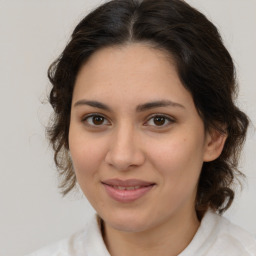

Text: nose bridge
xmin=116 ymin=121 xmax=137 ymax=154
xmin=105 ymin=120 xmax=144 ymax=170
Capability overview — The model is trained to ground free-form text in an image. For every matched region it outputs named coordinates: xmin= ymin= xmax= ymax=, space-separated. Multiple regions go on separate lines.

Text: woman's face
xmin=69 ymin=43 xmax=215 ymax=233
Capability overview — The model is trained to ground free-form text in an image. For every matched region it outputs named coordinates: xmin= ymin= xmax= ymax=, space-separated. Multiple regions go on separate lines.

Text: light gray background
xmin=0 ymin=1 xmax=255 ymax=255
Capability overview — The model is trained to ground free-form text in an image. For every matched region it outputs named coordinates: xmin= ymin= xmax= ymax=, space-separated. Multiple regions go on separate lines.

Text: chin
xmin=108 ymin=220 xmax=149 ymax=233
xmin=102 ymin=210 xmax=154 ymax=233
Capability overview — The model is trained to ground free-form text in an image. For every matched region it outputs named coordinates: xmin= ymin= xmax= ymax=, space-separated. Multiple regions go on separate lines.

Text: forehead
xmin=76 ymin=43 xmax=175 ymax=85
xmin=73 ymin=43 xmax=194 ymax=110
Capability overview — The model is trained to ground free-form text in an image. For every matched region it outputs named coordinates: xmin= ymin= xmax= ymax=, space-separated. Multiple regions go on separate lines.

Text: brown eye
xmin=83 ymin=114 xmax=109 ymax=126
xmin=146 ymin=115 xmax=174 ymax=127
xmin=92 ymin=116 xmax=105 ymax=125
xmin=153 ymin=116 xmax=166 ymax=126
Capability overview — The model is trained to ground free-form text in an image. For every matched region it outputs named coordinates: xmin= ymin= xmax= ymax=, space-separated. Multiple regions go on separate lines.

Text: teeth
xmin=127 ymin=186 xmax=141 ymax=190
xmin=115 ymin=186 xmax=126 ymax=190
xmin=113 ymin=186 xmax=141 ymax=190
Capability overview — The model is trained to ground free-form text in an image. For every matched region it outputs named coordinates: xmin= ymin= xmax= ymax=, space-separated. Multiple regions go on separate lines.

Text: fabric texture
xmin=26 ymin=211 xmax=256 ymax=256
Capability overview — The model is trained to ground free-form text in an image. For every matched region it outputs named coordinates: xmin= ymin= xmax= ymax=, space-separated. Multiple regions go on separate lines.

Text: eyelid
xmin=144 ymin=113 xmax=175 ymax=127
xmin=81 ymin=112 xmax=175 ymax=128
xmin=81 ymin=113 xmax=111 ymax=127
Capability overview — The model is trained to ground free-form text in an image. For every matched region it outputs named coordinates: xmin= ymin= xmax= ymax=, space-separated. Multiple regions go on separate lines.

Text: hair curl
xmin=47 ymin=0 xmax=249 ymax=214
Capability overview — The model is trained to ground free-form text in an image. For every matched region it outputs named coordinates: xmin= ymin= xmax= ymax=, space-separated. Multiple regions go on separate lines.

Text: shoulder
xmin=210 ymin=211 xmax=256 ymax=253
xmin=180 ymin=210 xmax=256 ymax=256
xmin=25 ymin=229 xmax=87 ymax=256
xmin=185 ymin=210 xmax=256 ymax=256
xmin=25 ymin=214 xmax=110 ymax=256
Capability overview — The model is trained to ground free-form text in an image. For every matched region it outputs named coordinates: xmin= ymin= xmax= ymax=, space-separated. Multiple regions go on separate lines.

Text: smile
xmin=102 ymin=179 xmax=155 ymax=203
xmin=112 ymin=185 xmax=142 ymax=190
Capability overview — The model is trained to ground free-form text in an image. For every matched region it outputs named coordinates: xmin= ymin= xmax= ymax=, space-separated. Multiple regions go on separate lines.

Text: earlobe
xmin=203 ymin=128 xmax=227 ymax=162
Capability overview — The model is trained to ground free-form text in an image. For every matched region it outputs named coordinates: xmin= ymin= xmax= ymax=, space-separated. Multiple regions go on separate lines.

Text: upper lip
xmin=101 ymin=179 xmax=155 ymax=187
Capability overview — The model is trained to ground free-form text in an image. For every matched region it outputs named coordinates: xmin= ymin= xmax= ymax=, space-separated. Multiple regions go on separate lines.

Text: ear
xmin=203 ymin=128 xmax=227 ymax=162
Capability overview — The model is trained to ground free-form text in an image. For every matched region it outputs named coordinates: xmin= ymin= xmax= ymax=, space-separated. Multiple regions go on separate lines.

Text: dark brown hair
xmin=47 ymin=0 xmax=249 ymax=214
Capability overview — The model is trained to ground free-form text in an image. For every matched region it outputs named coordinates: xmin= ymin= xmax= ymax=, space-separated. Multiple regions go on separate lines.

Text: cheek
xmin=69 ymin=134 xmax=106 ymax=182
xmin=148 ymin=133 xmax=205 ymax=183
xmin=148 ymin=137 xmax=204 ymax=209
xmin=69 ymin=139 xmax=105 ymax=204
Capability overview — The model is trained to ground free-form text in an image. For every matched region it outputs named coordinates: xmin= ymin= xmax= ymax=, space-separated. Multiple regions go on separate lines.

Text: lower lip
xmin=103 ymin=184 xmax=154 ymax=203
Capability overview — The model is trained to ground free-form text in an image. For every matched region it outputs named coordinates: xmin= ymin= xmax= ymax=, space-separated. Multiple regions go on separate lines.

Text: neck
xmin=102 ymin=210 xmax=200 ymax=256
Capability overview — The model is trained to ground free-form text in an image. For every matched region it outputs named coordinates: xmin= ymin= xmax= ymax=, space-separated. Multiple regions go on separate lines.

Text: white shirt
xmin=26 ymin=211 xmax=256 ymax=256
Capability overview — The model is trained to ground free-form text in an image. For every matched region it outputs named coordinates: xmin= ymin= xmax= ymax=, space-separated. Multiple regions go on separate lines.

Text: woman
xmin=28 ymin=0 xmax=256 ymax=255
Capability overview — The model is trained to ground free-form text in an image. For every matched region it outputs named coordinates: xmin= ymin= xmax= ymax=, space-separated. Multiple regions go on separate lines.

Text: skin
xmin=69 ymin=43 xmax=226 ymax=256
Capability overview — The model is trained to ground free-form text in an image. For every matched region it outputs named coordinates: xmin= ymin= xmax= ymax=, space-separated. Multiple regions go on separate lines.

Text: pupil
xmin=93 ymin=116 xmax=104 ymax=125
xmin=154 ymin=116 xmax=165 ymax=126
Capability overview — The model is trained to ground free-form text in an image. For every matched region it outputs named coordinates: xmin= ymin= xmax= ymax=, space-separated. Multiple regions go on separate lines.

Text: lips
xmin=101 ymin=179 xmax=155 ymax=203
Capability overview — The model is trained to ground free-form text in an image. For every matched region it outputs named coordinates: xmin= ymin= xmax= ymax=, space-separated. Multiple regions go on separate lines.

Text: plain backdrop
xmin=0 ymin=1 xmax=255 ymax=255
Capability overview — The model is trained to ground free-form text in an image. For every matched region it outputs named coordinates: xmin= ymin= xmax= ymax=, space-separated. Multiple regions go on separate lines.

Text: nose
xmin=104 ymin=123 xmax=145 ymax=171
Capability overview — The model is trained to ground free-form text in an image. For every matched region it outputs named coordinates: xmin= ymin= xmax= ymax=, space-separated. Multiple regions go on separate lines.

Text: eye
xmin=145 ymin=115 xmax=174 ymax=127
xmin=82 ymin=114 xmax=110 ymax=127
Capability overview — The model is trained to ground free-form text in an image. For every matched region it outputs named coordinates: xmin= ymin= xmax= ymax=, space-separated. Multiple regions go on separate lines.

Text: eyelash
xmin=81 ymin=113 xmax=175 ymax=128
xmin=145 ymin=114 xmax=175 ymax=127
xmin=81 ymin=113 xmax=111 ymax=127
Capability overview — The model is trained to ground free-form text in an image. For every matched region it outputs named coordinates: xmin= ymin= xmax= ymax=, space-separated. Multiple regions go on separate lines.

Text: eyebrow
xmin=136 ymin=100 xmax=185 ymax=112
xmin=74 ymin=100 xmax=111 ymax=111
xmin=73 ymin=99 xmax=185 ymax=112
